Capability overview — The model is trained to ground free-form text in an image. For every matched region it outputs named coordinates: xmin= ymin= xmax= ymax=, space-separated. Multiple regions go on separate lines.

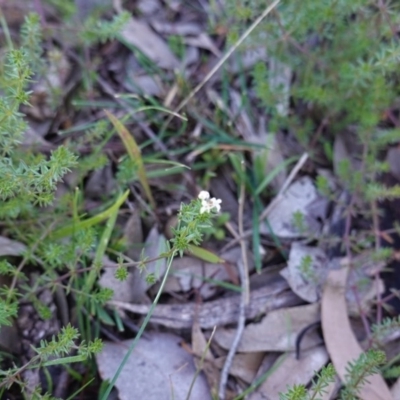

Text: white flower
xmin=198 ymin=191 xmax=222 ymax=213
xmin=198 ymin=191 xmax=210 ymax=200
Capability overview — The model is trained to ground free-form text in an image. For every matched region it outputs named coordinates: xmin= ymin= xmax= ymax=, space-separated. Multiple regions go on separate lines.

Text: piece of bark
xmin=108 ymin=280 xmax=302 ymax=329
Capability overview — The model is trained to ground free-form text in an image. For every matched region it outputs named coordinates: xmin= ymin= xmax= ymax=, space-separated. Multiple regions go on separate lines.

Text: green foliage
xmin=0 ymin=9 xmax=132 ymax=397
xmin=43 ymin=0 xmax=77 ymax=19
xmin=298 ymin=255 xmax=316 ymax=282
xmin=292 ymin=210 xmax=307 ymax=234
xmin=225 ymin=0 xmax=400 ymax=204
xmin=279 ymin=364 xmax=336 ymax=399
xmin=115 ymin=265 xmax=129 ymax=281
xmin=371 ymin=316 xmax=400 ymax=343
xmin=340 ymin=350 xmax=386 ymax=399
xmin=383 ymin=365 xmax=400 ymax=379
xmin=20 ymin=13 xmax=44 ymax=72
xmin=80 ymin=11 xmax=130 ymax=45
xmin=280 ymin=350 xmax=386 ymax=399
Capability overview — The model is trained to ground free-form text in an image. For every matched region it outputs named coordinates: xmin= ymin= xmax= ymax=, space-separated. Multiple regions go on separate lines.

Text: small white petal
xmin=198 ymin=191 xmax=210 ymax=200
xmin=210 ymin=198 xmax=222 ymax=212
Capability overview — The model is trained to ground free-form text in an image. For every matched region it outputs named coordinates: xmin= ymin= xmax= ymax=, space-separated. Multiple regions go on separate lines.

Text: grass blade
xmin=105 ymin=110 xmax=156 ymax=209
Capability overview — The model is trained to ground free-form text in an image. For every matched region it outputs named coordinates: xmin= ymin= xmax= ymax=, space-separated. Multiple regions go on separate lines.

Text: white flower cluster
xmin=198 ymin=191 xmax=222 ymax=214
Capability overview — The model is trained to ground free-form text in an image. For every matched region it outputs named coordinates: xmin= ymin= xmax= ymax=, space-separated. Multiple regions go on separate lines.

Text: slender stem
xmin=218 ymin=160 xmax=248 ymax=399
xmin=101 ymin=250 xmax=177 ymax=400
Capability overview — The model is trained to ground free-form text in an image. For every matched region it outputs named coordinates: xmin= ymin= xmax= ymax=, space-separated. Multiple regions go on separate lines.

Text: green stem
xmin=101 ymin=249 xmax=177 ymax=400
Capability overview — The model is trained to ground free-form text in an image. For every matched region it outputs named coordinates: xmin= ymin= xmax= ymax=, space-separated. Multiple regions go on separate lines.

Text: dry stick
xmin=218 ymin=160 xmax=249 ymax=400
xmin=222 ymin=152 xmax=309 ymax=252
xmin=162 ymin=0 xmax=282 ymax=131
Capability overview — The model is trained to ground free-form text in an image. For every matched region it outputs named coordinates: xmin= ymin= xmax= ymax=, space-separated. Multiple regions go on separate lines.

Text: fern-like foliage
xmin=280 ymin=350 xmax=386 ymax=400
xmin=340 ymin=350 xmax=386 ymax=399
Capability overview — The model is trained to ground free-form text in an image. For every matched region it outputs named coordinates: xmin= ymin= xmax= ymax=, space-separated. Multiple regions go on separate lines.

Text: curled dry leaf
xmin=321 ymin=266 xmax=393 ymax=400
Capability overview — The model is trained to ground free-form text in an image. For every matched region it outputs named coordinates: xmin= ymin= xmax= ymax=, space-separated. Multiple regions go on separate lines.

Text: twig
xmin=161 ymin=0 xmax=282 ymax=132
xmin=218 ymin=160 xmax=249 ymax=400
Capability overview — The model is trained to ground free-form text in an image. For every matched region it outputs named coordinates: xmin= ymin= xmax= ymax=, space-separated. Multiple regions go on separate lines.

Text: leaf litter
xmin=5 ymin=0 xmax=400 ymax=399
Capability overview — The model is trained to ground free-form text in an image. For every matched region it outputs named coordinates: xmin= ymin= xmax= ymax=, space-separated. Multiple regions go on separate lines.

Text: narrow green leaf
xmin=50 ymin=190 xmax=130 ymax=240
xmin=105 ymin=110 xmax=156 ymax=209
xmin=255 ymin=156 xmax=298 ymax=195
xmin=188 ymin=244 xmax=224 ymax=264
xmin=41 ymin=354 xmax=87 ymax=367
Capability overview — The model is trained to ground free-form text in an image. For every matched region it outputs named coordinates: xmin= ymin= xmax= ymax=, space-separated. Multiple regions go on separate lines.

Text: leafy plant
xmin=280 ymin=350 xmax=386 ymax=400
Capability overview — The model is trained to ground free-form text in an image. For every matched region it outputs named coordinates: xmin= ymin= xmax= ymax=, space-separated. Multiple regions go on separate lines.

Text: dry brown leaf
xmin=184 ymin=33 xmax=221 ymax=57
xmin=99 ymin=255 xmax=137 ymax=303
xmin=249 ymin=346 xmax=329 ymax=400
xmin=120 ymin=17 xmax=179 ymax=69
xmin=321 ymin=266 xmax=393 ymax=400
xmin=214 ymin=352 xmax=264 ymax=384
xmin=96 ymin=332 xmax=211 ymax=400
xmin=391 ymin=378 xmax=400 ymax=398
xmin=85 ymin=165 xmax=116 ymax=199
xmin=0 ymin=236 xmax=26 ymax=256
xmin=163 ymin=247 xmax=241 ymax=299
xmin=192 ymin=322 xmax=219 ymax=396
xmin=137 ymin=0 xmax=160 ymax=15
xmin=281 ymin=242 xmax=328 ymax=302
xmin=261 ymin=177 xmax=327 ymax=238
xmin=151 ymin=20 xmax=202 ymax=36
xmin=214 ymin=303 xmax=321 ymax=352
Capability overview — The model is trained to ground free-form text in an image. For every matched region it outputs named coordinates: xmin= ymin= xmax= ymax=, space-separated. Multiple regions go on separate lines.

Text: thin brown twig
xmin=218 ymin=160 xmax=248 ymax=400
xmin=161 ymin=0 xmax=282 ymax=133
